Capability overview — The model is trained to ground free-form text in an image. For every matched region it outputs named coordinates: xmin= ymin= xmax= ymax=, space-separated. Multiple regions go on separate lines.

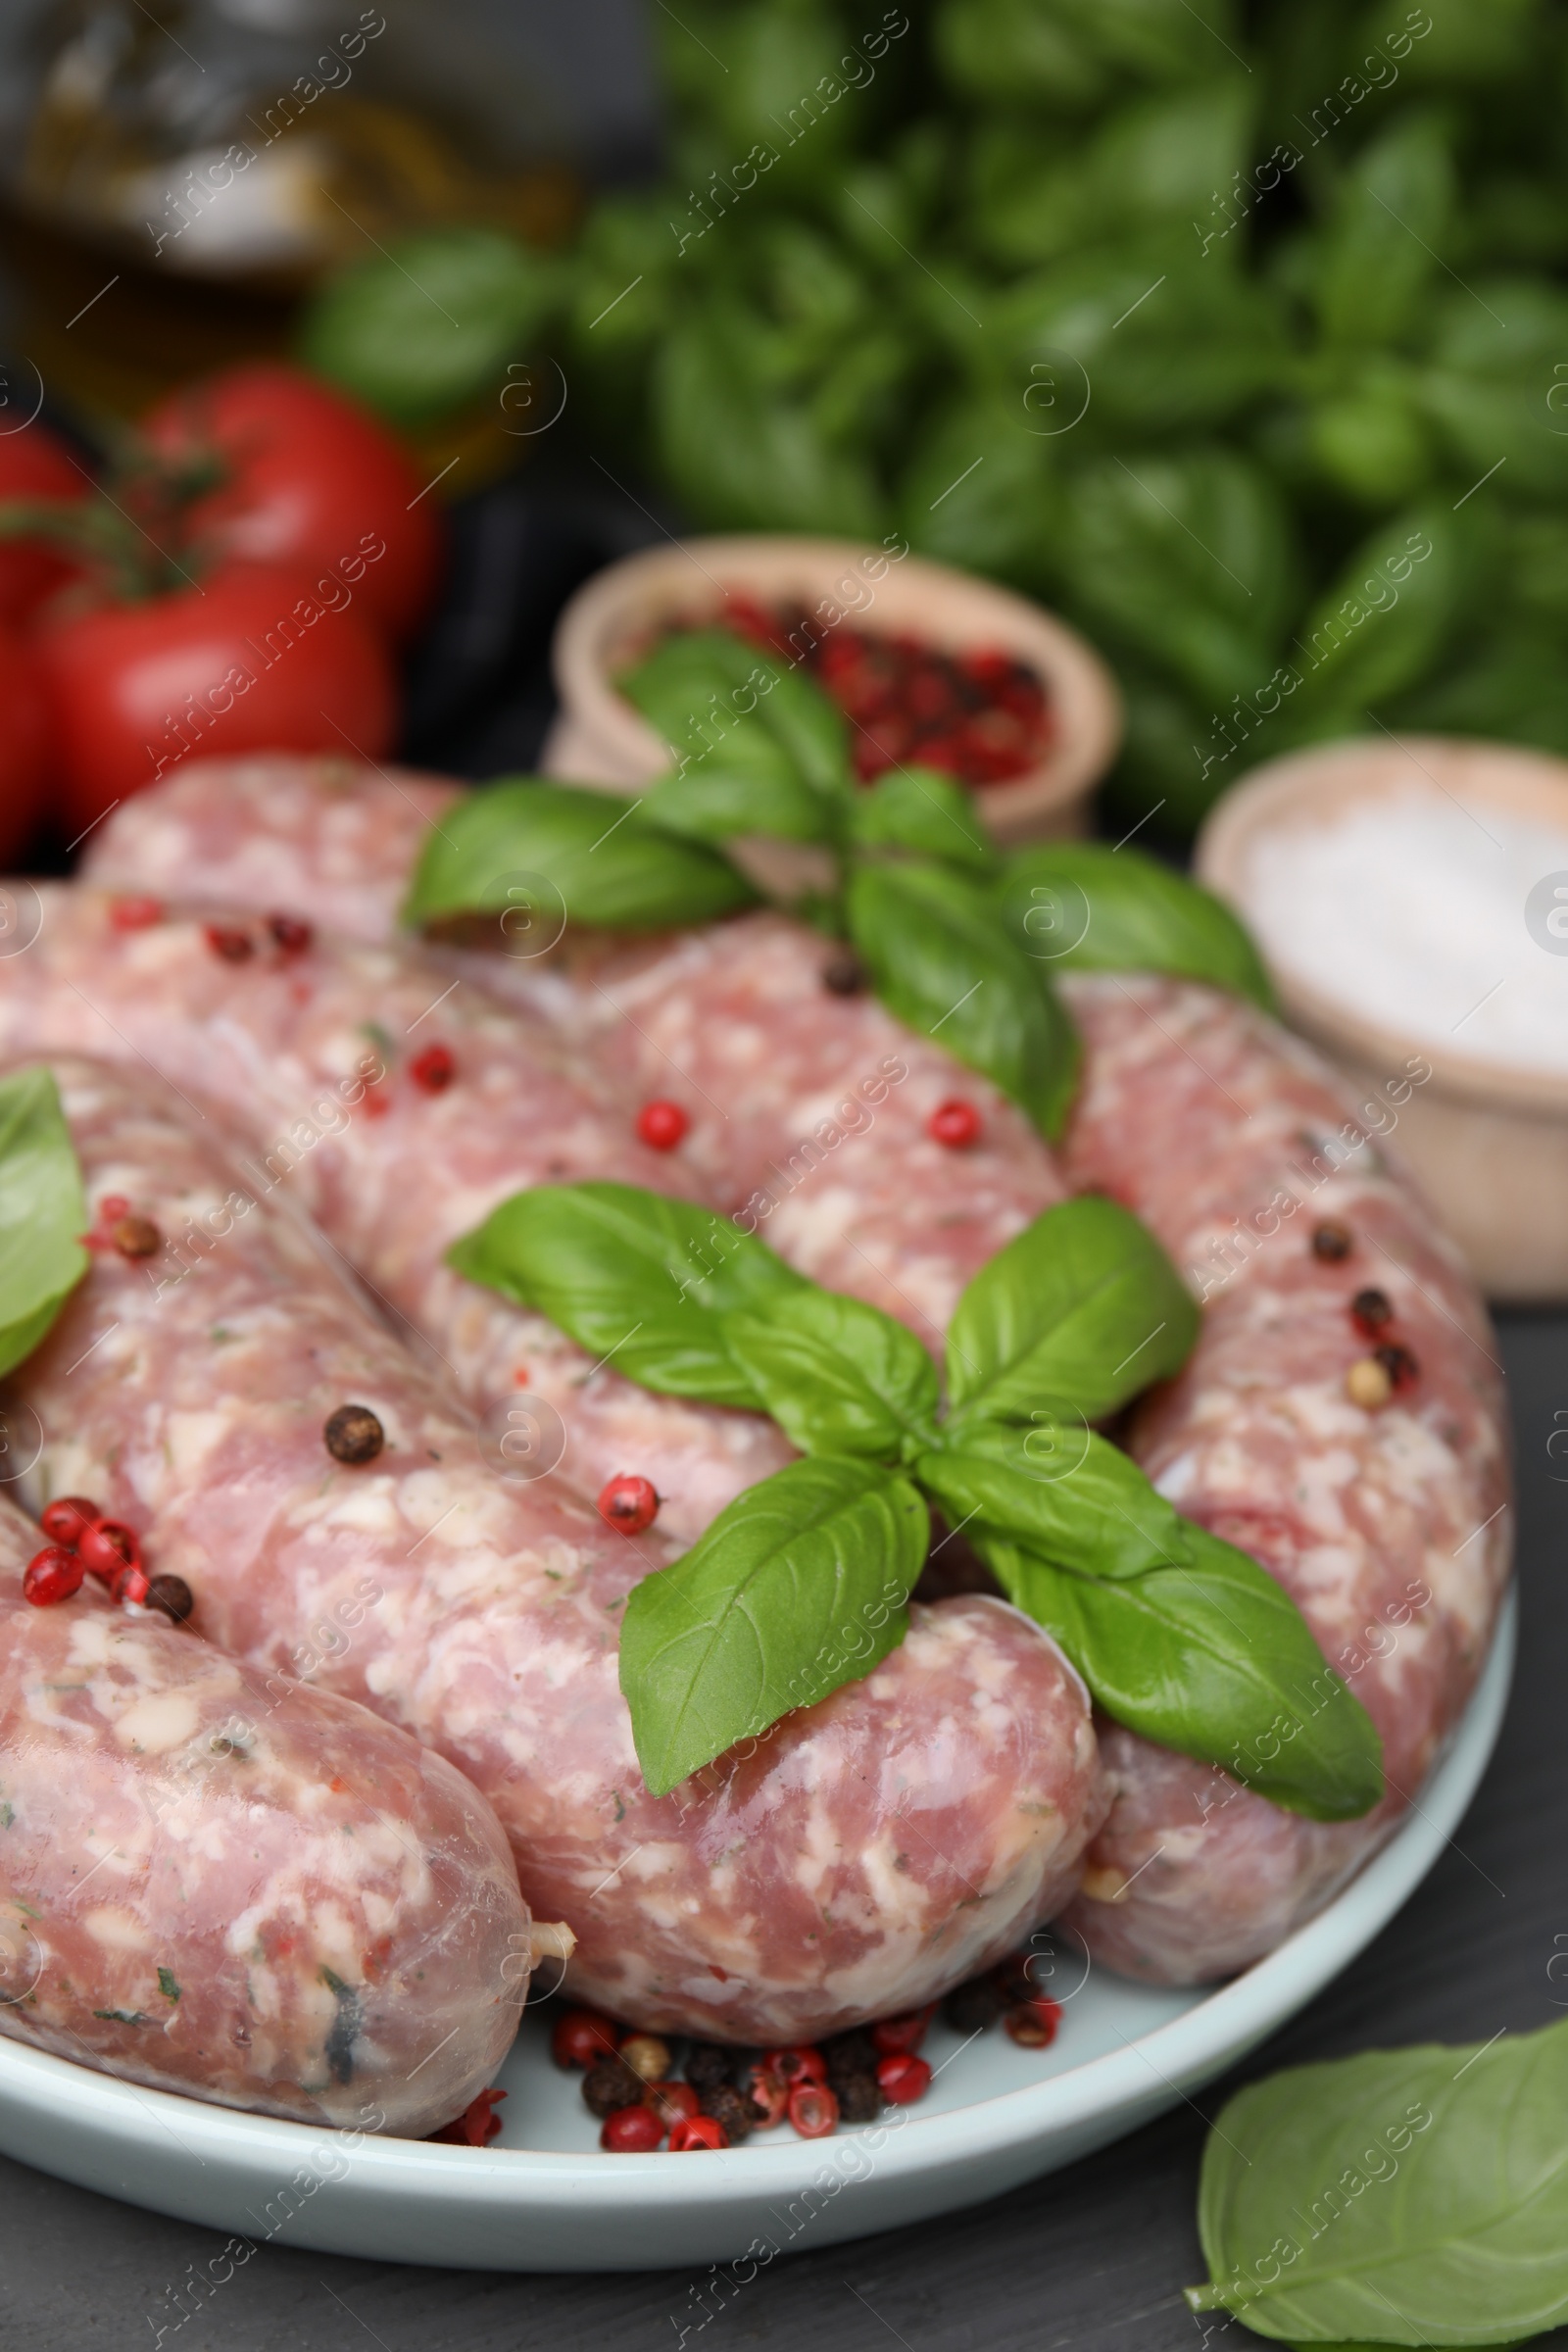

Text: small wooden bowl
xmin=1197 ymin=734 xmax=1568 ymax=1302
xmin=539 ymin=534 xmax=1122 ymax=845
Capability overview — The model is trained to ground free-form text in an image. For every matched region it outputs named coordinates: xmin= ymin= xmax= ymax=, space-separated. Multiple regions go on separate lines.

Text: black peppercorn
xmin=323 ymin=1404 xmax=385 ymax=1464
xmin=1375 ymin=1342 xmax=1419 ymax=1390
xmin=698 ymin=2083 xmax=759 ymax=2142
xmin=821 ymin=952 xmax=866 ymax=997
xmin=1311 ymin=1220 xmax=1352 ymax=1262
xmin=821 ymin=2029 xmax=878 ymax=2082
xmin=581 ymin=2058 xmax=643 ymax=2118
xmin=943 ymin=1974 xmax=1007 ymax=2034
xmin=1350 ymin=1288 xmax=1394 ymax=1334
xmin=683 ymin=2041 xmax=737 ymax=2091
xmin=145 ymin=1573 xmax=195 ymax=1625
xmin=834 ymin=2071 xmax=882 ymax=2123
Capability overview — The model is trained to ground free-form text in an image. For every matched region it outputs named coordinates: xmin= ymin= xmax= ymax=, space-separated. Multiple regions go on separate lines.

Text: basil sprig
xmin=451 ymin=1181 xmax=1380 ymax=1815
xmin=402 ymin=778 xmax=758 ymax=935
xmin=404 ymin=640 xmax=1277 ymax=1149
xmin=1188 ymin=2021 xmax=1568 ymax=2346
xmin=0 ymin=1067 xmax=89 ymax=1378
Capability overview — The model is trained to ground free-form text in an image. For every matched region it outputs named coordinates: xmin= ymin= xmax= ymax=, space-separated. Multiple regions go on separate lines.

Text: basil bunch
xmin=0 ymin=1067 xmax=88 ymax=1378
xmin=450 ymin=1182 xmax=1381 ymax=1818
xmin=1188 ymin=2021 xmax=1568 ymax=2348
xmin=405 ymin=636 xmax=1275 ymax=1148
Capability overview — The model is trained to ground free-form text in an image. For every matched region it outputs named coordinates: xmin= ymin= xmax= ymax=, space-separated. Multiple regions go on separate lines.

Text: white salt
xmin=1243 ymin=784 xmax=1568 ymax=1076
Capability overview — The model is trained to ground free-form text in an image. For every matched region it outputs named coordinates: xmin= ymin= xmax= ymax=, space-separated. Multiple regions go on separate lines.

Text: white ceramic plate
xmin=0 ymin=1594 xmax=1514 ymax=2276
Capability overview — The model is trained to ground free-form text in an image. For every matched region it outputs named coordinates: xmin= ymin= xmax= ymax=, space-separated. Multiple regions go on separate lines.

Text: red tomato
xmin=0 ymin=416 xmax=87 ymax=627
xmin=138 ymin=365 xmax=441 ymax=642
xmin=0 ymin=621 xmax=52 ymax=860
xmin=36 ymin=562 xmax=395 ymax=839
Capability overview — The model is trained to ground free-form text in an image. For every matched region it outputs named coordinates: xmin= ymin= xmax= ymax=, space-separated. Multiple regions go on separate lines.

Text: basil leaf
xmin=1188 ymin=2021 xmax=1568 ymax=2344
xmin=619 ymin=1456 xmax=929 ymax=1795
xmin=849 ymin=768 xmax=1001 ymax=875
xmin=0 ymin=1067 xmax=88 ymax=1379
xmin=847 ymin=861 xmax=1081 ymax=1141
xmin=401 ymin=779 xmax=757 ymax=935
xmin=619 ymin=627 xmax=853 ymax=810
xmin=996 ymin=843 xmax=1275 ymax=1010
xmin=946 ymin=1196 xmax=1199 ymax=1427
xmin=722 ymin=1291 xmax=940 ymax=1462
xmin=446 ymin=1183 xmax=806 ymax=1411
xmin=643 ymin=759 xmax=832 ymax=848
xmin=918 ymin=1427 xmax=1383 ymax=1822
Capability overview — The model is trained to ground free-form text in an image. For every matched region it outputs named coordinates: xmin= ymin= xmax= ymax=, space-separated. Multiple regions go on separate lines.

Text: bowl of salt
xmin=1197 ymin=732 xmax=1568 ymax=1301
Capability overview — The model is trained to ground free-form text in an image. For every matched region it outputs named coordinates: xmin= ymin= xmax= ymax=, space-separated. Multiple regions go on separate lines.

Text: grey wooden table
xmin=0 ymin=1306 xmax=1560 ymax=2351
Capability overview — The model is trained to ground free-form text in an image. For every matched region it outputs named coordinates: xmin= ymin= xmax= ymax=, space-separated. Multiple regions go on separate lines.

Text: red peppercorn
xmin=928 ymin=1100 xmax=982 ymax=1150
xmin=601 ymin=2103 xmax=665 ymax=2153
xmin=23 ymin=1545 xmax=84 ymax=1605
xmin=77 ymin=1519 xmax=139 ymax=1582
xmin=266 ymin=911 xmax=313 ymax=956
xmin=112 ymin=1563 xmax=151 ymax=1607
xmin=427 ymin=2085 xmax=507 ymax=2145
xmin=668 ymin=2113 xmax=728 ymax=2152
xmin=875 ymin=2053 xmax=932 ymax=2104
xmin=740 ymin=2064 xmax=788 ymax=2129
xmin=788 ymin=2082 xmax=840 ymax=2138
xmin=763 ymin=2044 xmax=828 ymax=2086
xmin=597 ymin=1475 xmax=660 ymax=1537
xmin=39 ymin=1495 xmax=101 ymax=1546
xmin=1004 ymin=1996 xmax=1062 ymax=2049
xmin=109 ymin=897 xmax=164 ymax=931
xmin=636 ymin=1099 xmax=688 ymax=1151
xmin=204 ymin=923 xmax=254 ymax=963
xmin=871 ymin=2003 xmax=936 ymax=2057
xmin=550 ymin=2007 xmax=621 ymax=2071
xmin=411 ymin=1043 xmax=456 ymax=1094
xmin=648 ymin=2081 xmax=701 ymax=2126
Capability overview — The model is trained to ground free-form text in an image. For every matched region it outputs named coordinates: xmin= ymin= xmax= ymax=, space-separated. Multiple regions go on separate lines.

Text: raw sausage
xmin=85 ymin=765 xmax=1513 ymax=1980
xmin=0 ymin=1491 xmax=531 ymax=2131
xmin=1 ymin=1054 xmax=1107 ymax=2041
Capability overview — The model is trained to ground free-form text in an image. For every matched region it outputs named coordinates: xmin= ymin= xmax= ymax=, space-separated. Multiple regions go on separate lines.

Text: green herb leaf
xmin=849 ymin=768 xmax=1001 ymax=874
xmin=847 ymin=860 xmax=1081 ymax=1140
xmin=643 ymin=759 xmax=833 ymax=847
xmin=299 ymin=227 xmax=564 ymax=429
xmin=157 ymin=1967 xmax=179 ymax=2003
xmin=946 ymin=1196 xmax=1199 ymax=1429
xmin=0 ymin=1067 xmax=88 ymax=1380
xmin=1189 ymin=2020 xmax=1568 ymax=2344
xmin=401 ymin=779 xmax=757 ymax=937
xmin=620 ymin=626 xmax=853 ymax=812
xmin=918 ymin=1424 xmax=1382 ymax=1821
xmin=995 ymin=843 xmax=1275 ymax=1008
xmin=722 ymin=1290 xmax=941 ymax=1461
xmin=446 ymin=1183 xmax=807 ymax=1411
xmin=619 ymin=1455 xmax=928 ymax=1795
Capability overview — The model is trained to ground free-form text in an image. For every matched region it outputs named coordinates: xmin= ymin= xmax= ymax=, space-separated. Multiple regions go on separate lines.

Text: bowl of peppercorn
xmin=540 ymin=534 xmax=1123 ymax=846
